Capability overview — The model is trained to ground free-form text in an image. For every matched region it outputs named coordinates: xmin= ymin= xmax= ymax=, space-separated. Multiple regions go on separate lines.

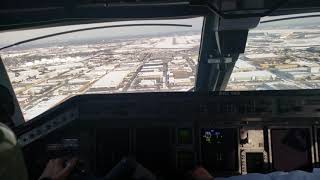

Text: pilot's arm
xmin=192 ymin=166 xmax=214 ymax=180
xmin=39 ymin=158 xmax=77 ymax=180
xmin=0 ymin=123 xmax=28 ymax=180
xmin=0 ymin=122 xmax=77 ymax=180
xmin=0 ymin=83 xmax=78 ymax=180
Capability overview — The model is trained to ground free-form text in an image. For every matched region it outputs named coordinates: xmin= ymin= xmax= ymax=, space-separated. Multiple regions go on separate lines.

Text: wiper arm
xmin=0 ymin=23 xmax=192 ymax=51
xmin=260 ymin=14 xmax=320 ymax=24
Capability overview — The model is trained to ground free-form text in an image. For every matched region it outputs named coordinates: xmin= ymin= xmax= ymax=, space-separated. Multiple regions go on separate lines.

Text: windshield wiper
xmin=260 ymin=13 xmax=320 ymax=24
xmin=0 ymin=23 xmax=192 ymax=51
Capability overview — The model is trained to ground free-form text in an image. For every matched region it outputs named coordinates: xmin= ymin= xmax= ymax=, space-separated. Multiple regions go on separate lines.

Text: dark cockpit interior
xmin=13 ymin=90 xmax=320 ymax=179
xmin=1 ymin=0 xmax=320 ymax=180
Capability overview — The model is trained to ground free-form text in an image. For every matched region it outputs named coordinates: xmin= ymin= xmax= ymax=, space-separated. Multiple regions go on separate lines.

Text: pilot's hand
xmin=192 ymin=166 xmax=214 ymax=180
xmin=39 ymin=158 xmax=77 ymax=180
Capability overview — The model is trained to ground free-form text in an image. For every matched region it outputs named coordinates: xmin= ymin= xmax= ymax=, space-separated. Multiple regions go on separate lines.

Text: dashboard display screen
xmin=202 ymin=129 xmax=223 ymax=144
xmin=177 ymin=128 xmax=193 ymax=145
xmin=271 ymin=128 xmax=312 ymax=171
xmin=201 ymin=128 xmax=238 ymax=172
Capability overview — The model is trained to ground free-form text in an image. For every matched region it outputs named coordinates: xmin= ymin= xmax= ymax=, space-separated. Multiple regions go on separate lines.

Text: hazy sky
xmin=0 ymin=17 xmax=204 ymax=48
xmin=0 ymin=12 xmax=320 ymax=49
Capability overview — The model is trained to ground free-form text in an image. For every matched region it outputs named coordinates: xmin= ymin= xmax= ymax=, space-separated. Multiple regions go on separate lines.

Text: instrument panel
xmin=16 ymin=90 xmax=320 ymax=179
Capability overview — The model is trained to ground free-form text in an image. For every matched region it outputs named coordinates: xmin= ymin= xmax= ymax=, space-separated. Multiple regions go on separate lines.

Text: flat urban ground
xmin=2 ymin=29 xmax=320 ymax=120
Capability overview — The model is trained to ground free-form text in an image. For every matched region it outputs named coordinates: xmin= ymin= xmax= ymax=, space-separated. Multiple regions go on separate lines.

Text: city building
xmin=230 ymin=71 xmax=277 ymax=82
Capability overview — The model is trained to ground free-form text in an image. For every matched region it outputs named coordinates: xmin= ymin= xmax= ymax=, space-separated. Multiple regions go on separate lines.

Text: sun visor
xmin=218 ymin=17 xmax=260 ymax=31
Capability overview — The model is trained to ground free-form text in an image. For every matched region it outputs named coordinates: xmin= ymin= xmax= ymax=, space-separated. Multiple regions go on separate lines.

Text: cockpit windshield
xmin=1 ymin=13 xmax=320 ymax=121
xmin=0 ymin=17 xmax=203 ymax=120
xmin=226 ymin=13 xmax=320 ymax=91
